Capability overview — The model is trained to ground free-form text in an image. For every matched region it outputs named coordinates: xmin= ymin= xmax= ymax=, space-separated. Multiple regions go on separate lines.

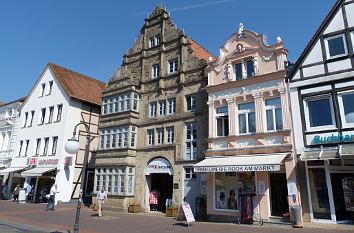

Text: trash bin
xmin=292 ymin=205 xmax=302 ymax=228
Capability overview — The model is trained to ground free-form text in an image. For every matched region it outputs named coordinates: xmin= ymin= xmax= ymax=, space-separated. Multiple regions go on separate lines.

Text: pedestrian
xmin=12 ymin=184 xmax=20 ymax=202
xmin=45 ymin=184 xmax=58 ymax=211
xmin=25 ymin=184 xmax=33 ymax=203
xmin=96 ymin=187 xmax=107 ymax=217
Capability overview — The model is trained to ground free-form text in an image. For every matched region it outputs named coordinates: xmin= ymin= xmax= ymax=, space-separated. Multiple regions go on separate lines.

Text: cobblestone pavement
xmin=0 ymin=200 xmax=353 ymax=233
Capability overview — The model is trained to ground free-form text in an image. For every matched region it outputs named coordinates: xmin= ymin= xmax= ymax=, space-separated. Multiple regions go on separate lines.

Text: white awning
xmin=21 ymin=167 xmax=56 ymax=177
xmin=193 ymin=154 xmax=287 ymax=173
xmin=0 ymin=167 xmax=25 ymax=175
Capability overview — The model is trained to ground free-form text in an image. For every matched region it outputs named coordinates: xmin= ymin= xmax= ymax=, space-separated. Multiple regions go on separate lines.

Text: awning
xmin=193 ymin=154 xmax=287 ymax=173
xmin=340 ymin=144 xmax=354 ymax=158
xmin=300 ymin=148 xmax=338 ymax=161
xmin=21 ymin=167 xmax=56 ymax=177
xmin=0 ymin=167 xmax=26 ymax=175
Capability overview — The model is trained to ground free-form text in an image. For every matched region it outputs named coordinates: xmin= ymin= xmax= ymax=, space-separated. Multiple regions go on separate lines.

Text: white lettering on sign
xmin=38 ymin=159 xmax=59 ymax=166
xmin=194 ymin=165 xmax=280 ymax=173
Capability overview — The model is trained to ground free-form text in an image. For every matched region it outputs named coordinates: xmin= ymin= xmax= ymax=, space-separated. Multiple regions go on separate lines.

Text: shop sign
xmin=27 ymin=157 xmax=38 ymax=166
xmin=314 ymin=134 xmax=354 ymax=144
xmin=194 ymin=164 xmax=280 ymax=173
xmin=146 ymin=157 xmax=173 ymax=175
xmin=38 ymin=159 xmax=59 ymax=166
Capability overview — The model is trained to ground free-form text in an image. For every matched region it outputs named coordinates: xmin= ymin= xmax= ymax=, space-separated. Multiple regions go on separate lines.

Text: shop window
xmin=338 ymin=91 xmax=354 ymax=127
xmin=265 ymin=97 xmax=283 ymax=131
xmin=324 ymin=34 xmax=347 ymax=59
xmin=238 ymin=102 xmax=256 ymax=134
xmin=216 ymin=106 xmax=229 ymax=137
xmin=214 ymin=172 xmax=238 ymax=210
xmin=304 ymin=95 xmax=335 ymax=130
xmin=186 ymin=123 xmax=197 ymax=160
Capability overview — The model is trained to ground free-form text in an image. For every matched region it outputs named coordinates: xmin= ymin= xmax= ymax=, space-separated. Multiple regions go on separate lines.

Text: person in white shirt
xmin=45 ymin=184 xmax=58 ymax=211
xmin=25 ymin=184 xmax=33 ymax=203
xmin=96 ymin=187 xmax=108 ymax=217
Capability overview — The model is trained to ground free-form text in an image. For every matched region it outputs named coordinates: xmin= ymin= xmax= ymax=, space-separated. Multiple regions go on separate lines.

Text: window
xmin=43 ymin=137 xmax=49 ymax=156
xmin=156 ymin=128 xmax=164 ymax=144
xmin=132 ymin=93 xmax=139 ymax=111
xmin=105 ymin=129 xmax=111 ymax=149
xmin=48 ymin=81 xmax=53 ymax=95
xmin=235 ymin=63 xmax=243 ymax=80
xmin=130 ymin=126 xmax=137 ymax=147
xmin=23 ymin=112 xmax=28 ymax=127
xmin=167 ymin=127 xmax=174 ymax=144
xmin=24 ymin=140 xmax=29 ymax=157
xmin=186 ymin=95 xmax=197 ymax=112
xmin=186 ymin=123 xmax=197 ymax=160
xmin=238 ymin=102 xmax=256 ymax=134
xmin=119 ymin=95 xmax=124 ymax=112
xmin=18 ymin=141 xmax=23 ymax=157
xmin=100 ymin=129 xmax=105 ymax=149
xmin=40 ymin=83 xmax=45 ymax=97
xmin=265 ymin=98 xmax=283 ymax=131
xmin=152 ymin=64 xmax=160 ymax=78
xmin=52 ymin=137 xmax=58 ymax=155
xmin=29 ymin=111 xmax=34 ymax=127
xmin=102 ymin=98 xmax=108 ymax=115
xmin=216 ymin=106 xmax=229 ymax=137
xmin=123 ymin=129 xmax=128 ymax=147
xmin=246 ymin=60 xmax=255 ymax=78
xmin=35 ymin=138 xmax=41 ymax=156
xmin=159 ymin=100 xmax=166 ymax=116
xmin=113 ymin=97 xmax=118 ymax=112
xmin=168 ymin=59 xmax=178 ymax=74
xmin=108 ymin=97 xmax=113 ymax=114
xmin=119 ymin=168 xmax=125 ymax=194
xmin=149 ymin=102 xmax=157 ymax=118
xmin=39 ymin=108 xmax=46 ymax=125
xmin=111 ymin=129 xmax=117 ymax=148
xmin=304 ymin=96 xmax=335 ymax=130
xmin=168 ymin=98 xmax=176 ymax=115
xmin=56 ymin=104 xmax=63 ymax=122
xmin=48 ymin=106 xmax=54 ymax=123
xmin=149 ymin=35 xmax=161 ymax=48
xmin=325 ymin=34 xmax=347 ymax=59
xmin=338 ymin=91 xmax=354 ymax=127
xmin=127 ymin=167 xmax=135 ymax=195
xmin=95 ymin=167 xmax=134 ymax=195
xmin=125 ymin=94 xmax=130 ymax=111
xmin=147 ymin=129 xmax=155 ymax=146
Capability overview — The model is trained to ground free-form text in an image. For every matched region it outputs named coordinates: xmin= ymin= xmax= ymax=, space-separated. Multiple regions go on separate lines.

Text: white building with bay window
xmin=289 ymin=0 xmax=354 ymax=224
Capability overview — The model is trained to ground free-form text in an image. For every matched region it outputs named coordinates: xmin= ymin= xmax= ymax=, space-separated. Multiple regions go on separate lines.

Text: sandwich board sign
xmin=175 ymin=203 xmax=195 ymax=226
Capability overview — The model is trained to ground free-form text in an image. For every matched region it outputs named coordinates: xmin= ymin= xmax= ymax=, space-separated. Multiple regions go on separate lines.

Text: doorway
xmin=184 ymin=167 xmax=197 ymax=216
xmin=149 ymin=173 xmax=173 ymax=212
xmin=330 ymin=173 xmax=354 ymax=222
xmin=270 ymin=173 xmax=289 ymax=217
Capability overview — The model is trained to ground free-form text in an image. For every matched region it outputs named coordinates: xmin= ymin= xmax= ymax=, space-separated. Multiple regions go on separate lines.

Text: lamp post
xmin=65 ymin=122 xmax=91 ymax=233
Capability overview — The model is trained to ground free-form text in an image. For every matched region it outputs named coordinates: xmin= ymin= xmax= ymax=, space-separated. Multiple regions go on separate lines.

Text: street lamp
xmin=65 ymin=122 xmax=91 ymax=233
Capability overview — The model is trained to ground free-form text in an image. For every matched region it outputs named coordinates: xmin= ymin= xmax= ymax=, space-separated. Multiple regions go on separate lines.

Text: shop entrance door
xmin=150 ymin=174 xmax=173 ymax=212
xmin=330 ymin=173 xmax=354 ymax=222
xmin=184 ymin=167 xmax=197 ymax=216
xmin=270 ymin=173 xmax=289 ymax=217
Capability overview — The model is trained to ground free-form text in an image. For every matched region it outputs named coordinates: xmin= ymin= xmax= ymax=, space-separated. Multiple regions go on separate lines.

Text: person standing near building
xmin=45 ymin=184 xmax=58 ymax=211
xmin=12 ymin=184 xmax=20 ymax=202
xmin=25 ymin=184 xmax=32 ymax=203
xmin=96 ymin=187 xmax=108 ymax=217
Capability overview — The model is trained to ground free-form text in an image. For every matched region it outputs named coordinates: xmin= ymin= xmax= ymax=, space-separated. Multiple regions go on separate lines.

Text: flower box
xmin=166 ymin=207 xmax=178 ymax=217
xmin=128 ymin=204 xmax=140 ymax=213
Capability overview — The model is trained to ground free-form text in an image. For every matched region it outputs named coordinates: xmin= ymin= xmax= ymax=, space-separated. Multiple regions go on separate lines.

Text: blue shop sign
xmin=314 ymin=134 xmax=354 ymax=144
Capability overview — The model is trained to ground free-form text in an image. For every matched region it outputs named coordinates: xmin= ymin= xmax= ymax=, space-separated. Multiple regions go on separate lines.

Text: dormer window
xmin=149 ymin=35 xmax=161 ymax=48
xmin=324 ymin=34 xmax=347 ymax=59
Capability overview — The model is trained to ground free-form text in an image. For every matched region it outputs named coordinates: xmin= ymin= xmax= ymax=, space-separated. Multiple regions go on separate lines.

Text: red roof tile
xmin=188 ymin=38 xmax=217 ymax=62
xmin=49 ymin=63 xmax=105 ymax=106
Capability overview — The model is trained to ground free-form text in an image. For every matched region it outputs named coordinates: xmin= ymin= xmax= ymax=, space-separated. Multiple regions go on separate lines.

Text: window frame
xmin=167 ymin=98 xmax=176 ymax=115
xmin=264 ymin=97 xmax=283 ymax=132
xmin=166 ymin=127 xmax=174 ymax=144
xmin=303 ymin=95 xmax=336 ymax=131
xmin=324 ymin=33 xmax=348 ymax=59
xmin=149 ymin=102 xmax=157 ymax=118
xmin=185 ymin=122 xmax=198 ymax=160
xmin=48 ymin=81 xmax=53 ymax=95
xmin=216 ymin=106 xmax=229 ymax=137
xmin=337 ymin=90 xmax=354 ymax=128
xmin=56 ymin=104 xmax=63 ymax=122
xmin=238 ymin=102 xmax=256 ymax=134
xmin=186 ymin=95 xmax=197 ymax=112
xmin=168 ymin=59 xmax=179 ymax=74
xmin=151 ymin=64 xmax=160 ymax=79
xmin=159 ymin=100 xmax=166 ymax=116
xmin=147 ymin=129 xmax=155 ymax=146
xmin=51 ymin=136 xmax=58 ymax=155
xmin=48 ymin=106 xmax=54 ymax=123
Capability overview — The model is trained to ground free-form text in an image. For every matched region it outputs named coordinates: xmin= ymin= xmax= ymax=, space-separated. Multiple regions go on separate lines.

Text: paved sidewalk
xmin=0 ymin=200 xmax=353 ymax=233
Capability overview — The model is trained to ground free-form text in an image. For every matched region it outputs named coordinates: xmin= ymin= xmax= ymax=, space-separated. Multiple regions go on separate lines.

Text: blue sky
xmin=0 ymin=0 xmax=335 ymax=103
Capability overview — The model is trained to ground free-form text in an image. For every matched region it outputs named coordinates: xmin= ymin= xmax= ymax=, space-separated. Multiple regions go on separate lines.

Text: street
xmin=0 ymin=200 xmax=353 ymax=233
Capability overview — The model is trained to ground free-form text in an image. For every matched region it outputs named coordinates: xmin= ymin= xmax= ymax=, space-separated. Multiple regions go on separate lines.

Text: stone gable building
xmin=94 ymin=6 xmax=214 ymax=214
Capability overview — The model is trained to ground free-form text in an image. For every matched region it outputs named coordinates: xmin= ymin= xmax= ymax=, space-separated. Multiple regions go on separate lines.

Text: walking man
xmin=96 ymin=187 xmax=107 ymax=217
xmin=25 ymin=184 xmax=32 ymax=203
xmin=45 ymin=184 xmax=58 ymax=211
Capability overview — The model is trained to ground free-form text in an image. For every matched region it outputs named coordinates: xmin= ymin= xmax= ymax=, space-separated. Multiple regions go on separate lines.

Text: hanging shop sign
xmin=313 ymin=134 xmax=354 ymax=144
xmin=146 ymin=157 xmax=173 ymax=175
xmin=64 ymin=156 xmax=73 ymax=166
xmin=194 ymin=164 xmax=280 ymax=173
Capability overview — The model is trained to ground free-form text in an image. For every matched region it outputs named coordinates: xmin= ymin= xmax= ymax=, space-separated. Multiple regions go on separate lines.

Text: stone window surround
xmin=146 ymin=126 xmax=175 ymax=147
xmin=99 ymin=125 xmax=136 ymax=150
